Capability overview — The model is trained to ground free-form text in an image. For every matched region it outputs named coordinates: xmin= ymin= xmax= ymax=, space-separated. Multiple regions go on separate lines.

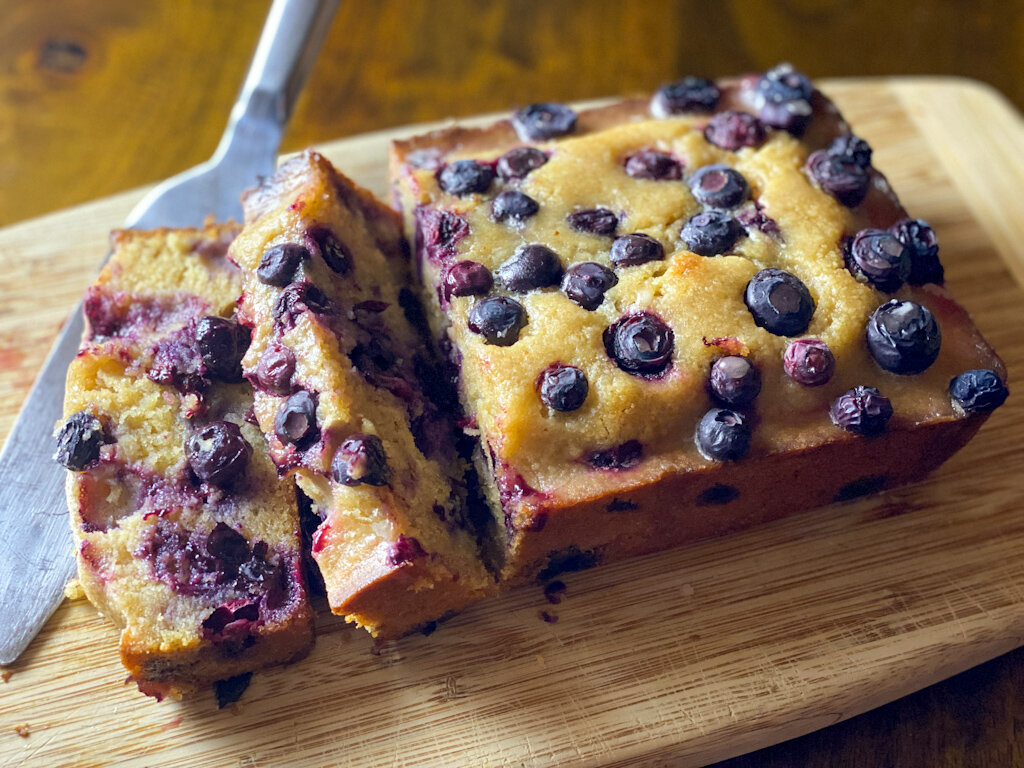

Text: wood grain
xmin=1 ymin=78 xmax=1024 ymax=767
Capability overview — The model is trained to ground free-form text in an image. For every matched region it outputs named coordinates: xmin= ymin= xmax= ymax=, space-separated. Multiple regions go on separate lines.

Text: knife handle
xmin=219 ymin=0 xmax=341 ymax=155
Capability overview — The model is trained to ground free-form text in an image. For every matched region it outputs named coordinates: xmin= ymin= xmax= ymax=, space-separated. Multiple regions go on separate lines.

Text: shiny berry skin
xmin=828 ymin=135 xmax=873 ymax=168
xmin=512 ymin=102 xmax=577 ymax=141
xmin=610 ymin=233 xmax=664 ymax=268
xmin=467 ymin=296 xmax=527 ymax=346
xmin=681 ymin=210 xmax=743 ymax=256
xmin=704 ymin=111 xmax=767 ymax=151
xmin=755 ymin=64 xmax=813 ymax=134
xmin=497 ymin=244 xmax=563 ymax=291
xmin=603 ymin=312 xmax=674 ymax=377
xmin=624 ymin=150 xmax=683 ymax=180
xmin=806 ymin=150 xmax=869 ymax=207
xmin=567 ymin=208 xmax=618 ymax=236
xmin=496 ymin=147 xmax=548 ymax=181
xmin=308 ymin=226 xmax=353 ymax=275
xmin=255 ymin=343 xmax=296 ymax=395
xmin=561 ymin=262 xmax=618 ymax=310
xmin=744 ymin=268 xmax=815 ymax=337
xmin=55 ymin=411 xmax=111 ymax=471
xmin=186 ymin=421 xmax=251 ymax=487
xmin=890 ymin=218 xmax=944 ymax=285
xmin=538 ymin=364 xmax=589 ymax=412
xmin=331 ymin=434 xmax=390 ymax=487
xmin=688 ymin=164 xmax=750 ymax=209
xmin=443 ymin=260 xmax=493 ymax=300
xmin=274 ymin=390 xmax=318 ymax=447
xmin=783 ymin=338 xmax=835 ymax=387
xmin=438 ymin=160 xmax=494 ymax=196
xmin=272 ymin=282 xmax=330 ymax=327
xmin=708 ymin=356 xmax=762 ymax=406
xmin=257 ymin=243 xmax=309 ymax=286
xmin=950 ymin=369 xmax=1008 ymax=414
xmin=195 ymin=316 xmax=250 ymax=383
xmin=696 ymin=408 xmax=752 ymax=461
xmin=491 ymin=190 xmax=540 ymax=223
xmin=866 ymin=299 xmax=941 ymax=375
xmin=830 ymin=386 xmax=893 ymax=435
xmin=844 ymin=229 xmax=911 ymax=292
xmin=650 ymin=76 xmax=720 ymax=117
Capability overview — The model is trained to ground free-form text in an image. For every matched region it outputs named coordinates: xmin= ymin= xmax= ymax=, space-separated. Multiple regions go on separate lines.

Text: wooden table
xmin=3 ymin=2 xmax=1024 ymax=766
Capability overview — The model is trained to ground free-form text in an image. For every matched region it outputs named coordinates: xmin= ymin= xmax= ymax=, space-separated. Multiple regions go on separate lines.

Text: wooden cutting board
xmin=1 ymin=78 xmax=1023 ymax=768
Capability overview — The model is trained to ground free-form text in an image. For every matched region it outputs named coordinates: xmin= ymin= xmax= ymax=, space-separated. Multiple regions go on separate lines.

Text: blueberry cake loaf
xmin=390 ymin=65 xmax=1009 ymax=585
xmin=229 ymin=151 xmax=495 ymax=639
xmin=58 ymin=224 xmax=315 ymax=698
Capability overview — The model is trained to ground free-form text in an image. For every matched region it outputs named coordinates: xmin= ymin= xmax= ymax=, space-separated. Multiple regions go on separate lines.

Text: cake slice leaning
xmin=59 ymin=223 xmax=315 ymax=699
xmin=229 ymin=151 xmax=495 ymax=639
xmin=389 ymin=66 xmax=1009 ymax=585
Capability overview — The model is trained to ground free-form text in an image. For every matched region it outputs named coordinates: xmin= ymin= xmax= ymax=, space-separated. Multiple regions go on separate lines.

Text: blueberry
xmin=257 ymin=243 xmax=309 ymax=286
xmin=255 ymin=343 xmax=296 ymax=395
xmin=624 ymin=150 xmax=683 ymax=180
xmin=496 ymin=146 xmax=549 ymax=181
xmin=206 ymin=522 xmax=250 ymax=567
xmin=708 ymin=356 xmax=761 ymax=406
xmin=538 ymin=364 xmax=589 ymax=412
xmin=55 ymin=410 xmax=112 ymax=471
xmin=866 ymin=299 xmax=941 ymax=374
xmin=688 ymin=164 xmax=750 ymax=209
xmin=443 ymin=260 xmax=493 ymax=300
xmin=755 ymin=64 xmax=813 ymax=134
xmin=186 ymin=421 xmax=251 ymax=487
xmin=497 ymin=244 xmax=563 ymax=291
xmin=681 ymin=210 xmax=743 ymax=256
xmin=828 ymin=134 xmax=873 ymax=168
xmin=195 ymin=316 xmax=250 ymax=383
xmin=890 ymin=218 xmax=944 ymax=285
xmin=604 ymin=312 xmax=674 ymax=377
xmin=274 ymin=390 xmax=318 ymax=447
xmin=704 ymin=111 xmax=767 ymax=151
xmin=584 ymin=440 xmax=644 ymax=471
xmin=386 ymin=535 xmax=426 ymax=566
xmin=512 ymin=103 xmax=577 ymax=141
xmin=650 ymin=76 xmax=721 ymax=117
xmin=438 ymin=160 xmax=494 ymax=196
xmin=467 ymin=296 xmax=527 ymax=346
xmin=844 ymin=229 xmax=911 ymax=292
xmin=415 ymin=208 xmax=470 ymax=264
xmin=332 ymin=434 xmax=390 ymax=487
xmin=830 ymin=386 xmax=893 ymax=435
xmin=272 ymin=281 xmax=330 ymax=327
xmin=610 ymin=233 xmax=664 ymax=268
xmin=491 ymin=190 xmax=540 ymax=223
xmin=806 ymin=150 xmax=869 ymax=207
xmin=567 ymin=208 xmax=618 ymax=236
xmin=696 ymin=408 xmax=751 ymax=461
xmin=744 ymin=268 xmax=815 ymax=336
xmin=561 ymin=262 xmax=618 ymax=310
xmin=950 ymin=369 xmax=1009 ymax=414
xmin=783 ymin=338 xmax=835 ymax=386
xmin=307 ymin=226 xmax=352 ymax=275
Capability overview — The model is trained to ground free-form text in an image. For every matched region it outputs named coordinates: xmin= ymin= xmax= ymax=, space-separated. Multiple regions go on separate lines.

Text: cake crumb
xmin=543 ymin=579 xmax=567 ymax=605
xmin=160 ymin=717 xmax=183 ymax=732
xmin=1 ymin=670 xmax=12 ymax=683
xmin=64 ymin=579 xmax=86 ymax=601
xmin=539 ymin=610 xmax=559 ymax=624
xmin=14 ymin=723 xmax=30 ymax=738
xmin=680 ymin=583 xmax=695 ymax=597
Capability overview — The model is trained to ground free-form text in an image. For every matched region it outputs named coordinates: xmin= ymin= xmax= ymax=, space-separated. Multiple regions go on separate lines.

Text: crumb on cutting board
xmin=64 ymin=579 xmax=86 ymax=601
xmin=14 ymin=723 xmax=30 ymax=738
xmin=1 ymin=670 xmax=12 ymax=684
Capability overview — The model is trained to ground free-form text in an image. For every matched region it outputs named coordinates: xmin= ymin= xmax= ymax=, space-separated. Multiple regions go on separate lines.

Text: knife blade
xmin=0 ymin=0 xmax=340 ymax=665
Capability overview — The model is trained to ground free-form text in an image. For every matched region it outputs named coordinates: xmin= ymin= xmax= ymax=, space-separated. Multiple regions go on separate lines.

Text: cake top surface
xmin=391 ymin=68 xmax=1005 ymax=504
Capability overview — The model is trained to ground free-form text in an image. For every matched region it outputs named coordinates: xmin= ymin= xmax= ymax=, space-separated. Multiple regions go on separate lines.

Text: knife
xmin=0 ymin=0 xmax=340 ymax=665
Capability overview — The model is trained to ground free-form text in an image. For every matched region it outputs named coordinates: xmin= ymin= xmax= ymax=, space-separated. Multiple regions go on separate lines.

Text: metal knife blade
xmin=0 ymin=0 xmax=340 ymax=665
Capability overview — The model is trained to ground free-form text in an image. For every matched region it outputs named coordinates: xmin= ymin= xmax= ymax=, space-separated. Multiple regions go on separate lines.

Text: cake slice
xmin=59 ymin=224 xmax=314 ymax=699
xmin=389 ymin=65 xmax=1008 ymax=585
xmin=229 ymin=151 xmax=495 ymax=639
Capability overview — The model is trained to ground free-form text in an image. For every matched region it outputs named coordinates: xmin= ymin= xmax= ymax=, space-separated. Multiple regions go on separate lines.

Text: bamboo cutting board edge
xmin=1 ymin=77 xmax=1024 ymax=768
